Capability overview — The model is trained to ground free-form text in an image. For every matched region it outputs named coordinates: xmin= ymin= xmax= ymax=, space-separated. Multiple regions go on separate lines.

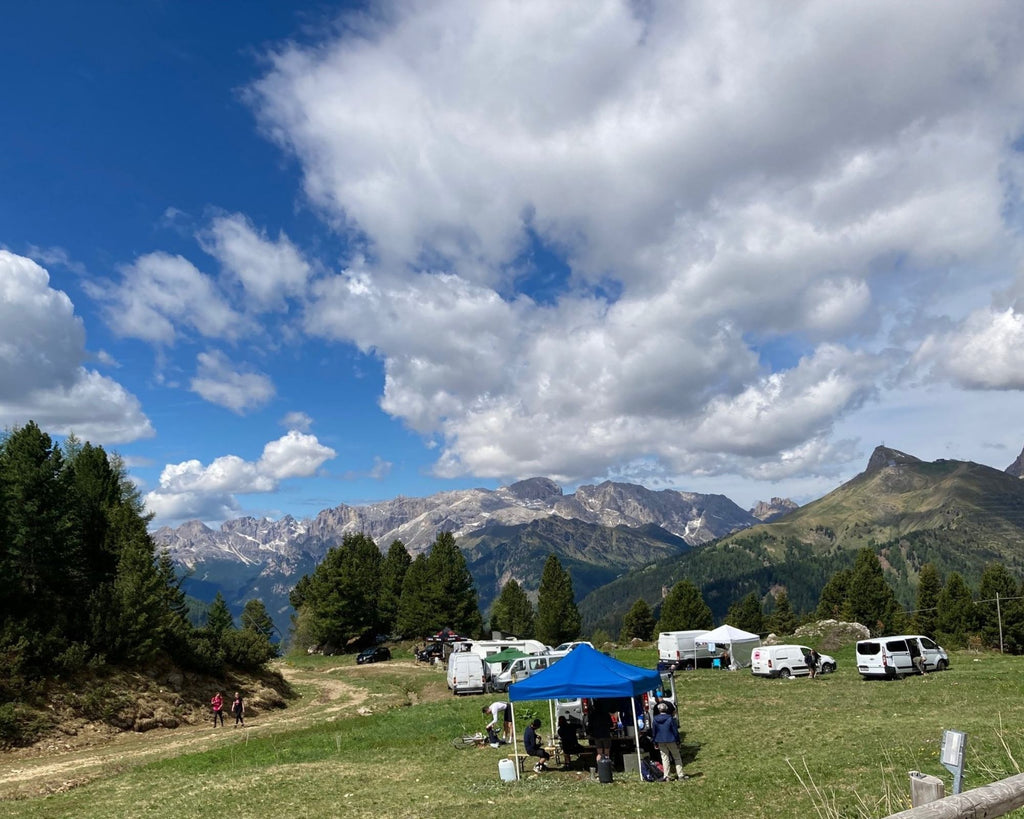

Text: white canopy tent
xmin=695 ymin=624 xmax=760 ymax=669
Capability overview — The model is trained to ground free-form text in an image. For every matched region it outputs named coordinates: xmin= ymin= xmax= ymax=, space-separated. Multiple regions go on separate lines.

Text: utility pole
xmin=997 ymin=592 xmax=1004 ymax=654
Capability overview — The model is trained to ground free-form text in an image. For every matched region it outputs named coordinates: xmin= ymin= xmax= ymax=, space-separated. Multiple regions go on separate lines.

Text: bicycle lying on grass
xmin=452 ymin=728 xmax=508 ymax=750
xmin=452 ymin=732 xmax=489 ymax=750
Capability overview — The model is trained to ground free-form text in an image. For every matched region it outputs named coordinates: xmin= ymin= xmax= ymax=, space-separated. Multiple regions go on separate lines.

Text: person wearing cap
xmin=651 ymin=701 xmax=686 ymax=781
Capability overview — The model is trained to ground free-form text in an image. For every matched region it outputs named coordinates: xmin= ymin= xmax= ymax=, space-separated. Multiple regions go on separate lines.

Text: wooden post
xmin=909 ymin=771 xmax=945 ymax=807
xmin=887 ymin=771 xmax=1024 ymax=818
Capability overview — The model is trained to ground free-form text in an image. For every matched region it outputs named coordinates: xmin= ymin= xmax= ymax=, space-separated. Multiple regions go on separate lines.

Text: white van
xmin=493 ymin=651 xmax=567 ymax=692
xmin=446 ymin=651 xmax=490 ymax=695
xmin=856 ymin=635 xmax=949 ymax=679
xmin=657 ymin=630 xmax=719 ymax=670
xmin=750 ymin=645 xmax=837 ymax=678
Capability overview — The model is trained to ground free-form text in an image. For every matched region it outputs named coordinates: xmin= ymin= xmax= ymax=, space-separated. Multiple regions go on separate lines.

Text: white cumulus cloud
xmin=240 ymin=1 xmax=1024 ymax=487
xmin=86 ymin=251 xmax=246 ymax=344
xmin=190 ymin=350 xmax=276 ymax=414
xmin=145 ymin=430 xmax=336 ymax=523
xmin=0 ymin=251 xmax=153 ymax=443
xmin=200 ymin=213 xmax=311 ymax=309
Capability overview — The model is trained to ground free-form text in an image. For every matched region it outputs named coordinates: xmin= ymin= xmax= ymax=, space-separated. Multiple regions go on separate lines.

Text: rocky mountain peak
xmin=750 ymin=497 xmax=799 ymax=522
xmin=1006 ymin=445 xmax=1024 ymax=478
xmin=865 ymin=445 xmax=921 ymax=473
xmin=507 ymin=477 xmax=563 ymax=501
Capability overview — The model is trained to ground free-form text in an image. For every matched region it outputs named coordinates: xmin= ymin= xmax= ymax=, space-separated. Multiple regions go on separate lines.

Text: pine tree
xmin=490 ymin=579 xmax=535 ymax=638
xmin=0 ymin=421 xmax=75 ymax=643
xmin=727 ymin=592 xmax=765 ymax=635
xmin=241 ymin=599 xmax=276 ymax=640
xmin=765 ymin=590 xmax=798 ymax=636
xmin=206 ymin=592 xmax=235 ymax=640
xmin=976 ymin=563 xmax=1018 ymax=650
xmin=656 ymin=580 xmax=712 ymax=633
xmin=301 ymin=533 xmax=383 ymax=649
xmin=619 ymin=598 xmax=656 ymax=642
xmin=936 ymin=572 xmax=976 ymax=647
xmin=816 ymin=569 xmax=852 ymax=620
xmin=427 ymin=532 xmax=482 ymax=636
xmin=914 ymin=563 xmax=942 ymax=637
xmin=397 ymin=553 xmax=437 ymax=638
xmin=843 ymin=548 xmax=903 ymax=635
xmin=378 ymin=540 xmax=411 ymax=635
xmin=535 ymin=554 xmax=582 ymax=646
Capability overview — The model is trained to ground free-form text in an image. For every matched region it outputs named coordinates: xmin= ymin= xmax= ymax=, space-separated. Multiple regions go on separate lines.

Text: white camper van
xmin=462 ymin=639 xmax=548 ymax=662
xmin=657 ymin=630 xmax=719 ymax=670
xmin=856 ymin=635 xmax=949 ymax=679
xmin=446 ymin=651 xmax=490 ymax=695
xmin=492 ymin=651 xmax=568 ymax=692
xmin=750 ymin=645 xmax=838 ymax=678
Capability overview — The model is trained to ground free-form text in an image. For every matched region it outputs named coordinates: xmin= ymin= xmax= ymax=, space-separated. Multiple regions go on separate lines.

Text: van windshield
xmin=857 ymin=642 xmax=881 ymax=655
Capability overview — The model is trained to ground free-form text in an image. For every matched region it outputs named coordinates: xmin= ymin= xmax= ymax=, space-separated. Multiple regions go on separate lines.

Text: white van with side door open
xmin=750 ymin=644 xmax=837 ymax=678
xmin=856 ymin=635 xmax=949 ymax=679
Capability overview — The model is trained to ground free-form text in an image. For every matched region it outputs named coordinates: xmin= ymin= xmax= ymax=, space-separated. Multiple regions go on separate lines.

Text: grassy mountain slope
xmin=579 ymin=447 xmax=1024 ymax=635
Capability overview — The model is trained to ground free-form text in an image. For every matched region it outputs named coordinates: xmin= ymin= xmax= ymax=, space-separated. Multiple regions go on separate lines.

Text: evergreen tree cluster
xmin=0 ymin=422 xmax=276 ymax=701
xmin=291 ymin=531 xmax=483 ymax=649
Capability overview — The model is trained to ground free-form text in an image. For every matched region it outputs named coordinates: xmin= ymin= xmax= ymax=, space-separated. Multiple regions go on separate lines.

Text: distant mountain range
xmin=153 ymin=477 xmax=778 ymax=633
xmin=579 ymin=444 xmax=1024 ymax=635
xmin=154 ymin=443 xmax=1024 ymax=641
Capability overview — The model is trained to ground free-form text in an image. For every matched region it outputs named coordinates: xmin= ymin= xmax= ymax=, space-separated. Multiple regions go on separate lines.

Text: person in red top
xmin=211 ymin=691 xmax=225 ymax=727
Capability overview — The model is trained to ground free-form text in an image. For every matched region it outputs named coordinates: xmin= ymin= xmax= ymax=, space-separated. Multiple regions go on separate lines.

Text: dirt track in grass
xmin=0 ymin=659 xmax=444 ymax=801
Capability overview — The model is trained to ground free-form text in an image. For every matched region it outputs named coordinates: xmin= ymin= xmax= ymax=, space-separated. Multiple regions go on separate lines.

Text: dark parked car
xmin=357 ymin=646 xmax=392 ymax=665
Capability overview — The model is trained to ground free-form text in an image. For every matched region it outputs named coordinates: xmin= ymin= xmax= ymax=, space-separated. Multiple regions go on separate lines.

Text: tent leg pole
xmin=632 ymin=695 xmax=644 ymax=783
xmin=510 ymin=702 xmax=519 ymax=780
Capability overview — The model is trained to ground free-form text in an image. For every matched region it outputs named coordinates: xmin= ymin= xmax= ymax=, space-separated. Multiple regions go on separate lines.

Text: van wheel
xmin=936 ymin=660 xmax=948 ymax=671
xmin=778 ymin=668 xmax=791 ymax=679
xmin=820 ymin=663 xmax=836 ymax=674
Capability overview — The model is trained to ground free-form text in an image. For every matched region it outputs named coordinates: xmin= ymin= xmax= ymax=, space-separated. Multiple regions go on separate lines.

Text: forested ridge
xmin=0 ymin=422 xmax=276 ymax=747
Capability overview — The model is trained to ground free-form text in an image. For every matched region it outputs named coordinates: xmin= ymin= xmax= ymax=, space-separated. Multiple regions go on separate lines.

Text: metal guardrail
xmin=886 ymin=772 xmax=1024 ymax=818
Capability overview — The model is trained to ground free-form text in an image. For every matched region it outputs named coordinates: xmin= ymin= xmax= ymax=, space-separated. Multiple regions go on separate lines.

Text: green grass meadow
xmin=5 ymin=646 xmax=1024 ymax=818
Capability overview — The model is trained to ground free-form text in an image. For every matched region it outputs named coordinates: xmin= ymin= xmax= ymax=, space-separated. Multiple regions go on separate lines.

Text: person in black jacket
xmin=524 ymin=718 xmax=551 ymax=772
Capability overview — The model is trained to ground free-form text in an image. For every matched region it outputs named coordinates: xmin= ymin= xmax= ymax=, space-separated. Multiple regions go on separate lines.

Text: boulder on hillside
xmin=792 ymin=619 xmax=869 ymax=652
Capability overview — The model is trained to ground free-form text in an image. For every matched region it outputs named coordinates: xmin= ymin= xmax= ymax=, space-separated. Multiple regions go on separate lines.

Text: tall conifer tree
xmin=535 ymin=554 xmax=581 ymax=646
xmin=656 ymin=579 xmax=712 ymax=633
xmin=914 ymin=563 xmax=942 ymax=637
xmin=490 ymin=579 xmax=536 ymax=638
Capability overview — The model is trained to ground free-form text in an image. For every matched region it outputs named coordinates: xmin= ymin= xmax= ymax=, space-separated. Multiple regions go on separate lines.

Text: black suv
xmin=356 ymin=646 xmax=392 ymax=665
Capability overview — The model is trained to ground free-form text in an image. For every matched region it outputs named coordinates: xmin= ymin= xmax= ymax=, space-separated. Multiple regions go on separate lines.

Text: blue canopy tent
xmin=507 ymin=645 xmax=664 ymax=780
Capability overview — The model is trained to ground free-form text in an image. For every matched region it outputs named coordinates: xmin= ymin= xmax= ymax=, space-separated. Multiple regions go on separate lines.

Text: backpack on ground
xmin=640 ymin=759 xmax=659 ymax=782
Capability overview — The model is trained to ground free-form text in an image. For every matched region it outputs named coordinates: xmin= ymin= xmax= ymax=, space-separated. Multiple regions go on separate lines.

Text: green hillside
xmin=579 ymin=447 xmax=1024 ymax=634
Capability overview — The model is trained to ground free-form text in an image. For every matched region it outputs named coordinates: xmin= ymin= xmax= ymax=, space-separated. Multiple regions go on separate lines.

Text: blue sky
xmin=3 ymin=1 xmax=1024 ymax=528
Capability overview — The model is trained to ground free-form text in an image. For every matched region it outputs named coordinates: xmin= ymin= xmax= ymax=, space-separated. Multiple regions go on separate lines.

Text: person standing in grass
xmin=588 ymin=699 xmax=613 ymax=764
xmin=804 ymin=648 xmax=819 ymax=679
xmin=652 ymin=702 xmax=686 ymax=781
xmin=211 ymin=691 xmax=225 ymax=727
xmin=232 ymin=692 xmax=245 ymax=727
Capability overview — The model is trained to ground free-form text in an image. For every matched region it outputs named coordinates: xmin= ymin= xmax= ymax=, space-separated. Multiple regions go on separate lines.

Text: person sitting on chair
xmin=524 ymin=718 xmax=551 ymax=772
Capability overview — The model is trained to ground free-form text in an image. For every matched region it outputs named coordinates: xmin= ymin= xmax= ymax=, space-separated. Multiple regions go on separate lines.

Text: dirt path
xmin=0 ymin=661 xmax=408 ymax=801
